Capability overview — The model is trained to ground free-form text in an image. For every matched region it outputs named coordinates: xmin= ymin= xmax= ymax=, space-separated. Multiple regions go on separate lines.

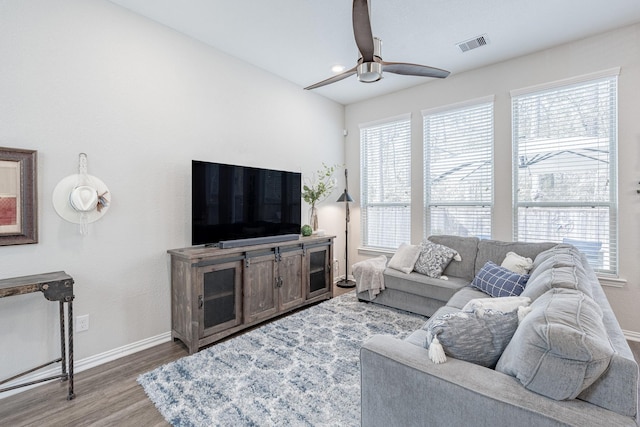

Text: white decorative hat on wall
xmin=52 ymin=153 xmax=110 ymax=234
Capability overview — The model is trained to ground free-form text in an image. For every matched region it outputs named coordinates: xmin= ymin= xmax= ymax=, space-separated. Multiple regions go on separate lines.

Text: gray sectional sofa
xmin=358 ymin=235 xmax=639 ymax=426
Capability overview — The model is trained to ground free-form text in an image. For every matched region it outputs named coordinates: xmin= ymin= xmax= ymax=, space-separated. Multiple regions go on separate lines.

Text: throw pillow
xmin=424 ymin=308 xmax=520 ymax=368
xmin=462 ymin=296 xmax=531 ymax=321
xmin=413 ymin=241 xmax=461 ymax=278
xmin=471 ymin=261 xmax=530 ymax=298
xmin=501 ymin=251 xmax=533 ymax=274
xmin=495 ymin=288 xmax=614 ymax=401
xmin=387 ymin=243 xmax=421 ymax=274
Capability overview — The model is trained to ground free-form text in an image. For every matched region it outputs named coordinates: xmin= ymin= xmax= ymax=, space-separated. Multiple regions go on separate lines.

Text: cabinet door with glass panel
xmin=306 ymin=244 xmax=332 ymax=299
xmin=198 ymin=259 xmax=243 ymax=338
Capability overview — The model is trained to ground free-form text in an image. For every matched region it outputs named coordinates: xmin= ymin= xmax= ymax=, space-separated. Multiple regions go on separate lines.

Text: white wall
xmin=345 ymin=23 xmax=640 ymax=334
xmin=0 ymin=0 xmax=345 ymax=382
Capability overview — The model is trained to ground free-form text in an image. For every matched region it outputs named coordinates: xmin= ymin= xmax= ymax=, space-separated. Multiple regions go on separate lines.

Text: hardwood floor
xmin=0 ymin=339 xmax=185 ymax=427
xmin=0 ymin=285 xmax=354 ymax=426
xmin=1 ymin=289 xmax=638 ymax=426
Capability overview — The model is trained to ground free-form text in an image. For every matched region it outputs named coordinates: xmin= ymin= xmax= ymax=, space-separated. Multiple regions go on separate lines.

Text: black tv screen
xmin=192 ymin=160 xmax=302 ymax=246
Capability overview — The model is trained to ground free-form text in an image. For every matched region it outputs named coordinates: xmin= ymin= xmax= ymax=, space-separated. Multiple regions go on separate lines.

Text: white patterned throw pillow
xmin=413 ymin=241 xmax=461 ymax=278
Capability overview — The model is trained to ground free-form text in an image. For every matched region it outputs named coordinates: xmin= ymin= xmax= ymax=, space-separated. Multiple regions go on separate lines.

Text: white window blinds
xmin=360 ymin=115 xmax=411 ymax=250
xmin=512 ymin=71 xmax=618 ymax=274
xmin=423 ymin=99 xmax=494 ymax=238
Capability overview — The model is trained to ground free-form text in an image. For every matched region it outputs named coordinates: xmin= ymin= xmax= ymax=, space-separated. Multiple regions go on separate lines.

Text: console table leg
xmin=59 ymin=301 xmax=68 ymax=381
xmin=67 ymin=300 xmax=75 ymax=400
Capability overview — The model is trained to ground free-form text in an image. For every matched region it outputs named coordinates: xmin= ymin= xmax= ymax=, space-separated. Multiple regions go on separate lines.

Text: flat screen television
xmin=192 ymin=160 xmax=302 ymax=246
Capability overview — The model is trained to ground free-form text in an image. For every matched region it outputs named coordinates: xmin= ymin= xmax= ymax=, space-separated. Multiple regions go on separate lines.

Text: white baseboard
xmin=624 ymin=330 xmax=640 ymax=342
xmin=0 ymin=331 xmax=172 ymax=399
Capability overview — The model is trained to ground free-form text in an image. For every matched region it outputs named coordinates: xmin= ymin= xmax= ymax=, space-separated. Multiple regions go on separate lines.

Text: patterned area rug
xmin=138 ymin=291 xmax=427 ymax=426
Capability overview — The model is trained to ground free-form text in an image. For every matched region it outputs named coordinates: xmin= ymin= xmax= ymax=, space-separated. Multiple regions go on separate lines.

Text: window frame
xmin=359 ymin=114 xmax=412 ymax=251
xmin=422 ymin=96 xmax=495 ymax=239
xmin=511 ymin=69 xmax=619 ymax=275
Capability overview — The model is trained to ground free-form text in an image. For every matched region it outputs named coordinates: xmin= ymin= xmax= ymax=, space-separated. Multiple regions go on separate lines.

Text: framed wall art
xmin=0 ymin=147 xmax=37 ymax=245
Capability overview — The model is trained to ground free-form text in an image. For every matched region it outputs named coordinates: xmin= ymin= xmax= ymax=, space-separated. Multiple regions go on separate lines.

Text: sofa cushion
xmin=575 ymin=256 xmax=639 ymax=417
xmin=387 ymin=243 xmax=421 ymax=274
xmin=521 ymin=264 xmax=592 ymax=301
xmin=383 ymin=268 xmax=468 ymax=303
xmin=501 ymin=251 xmax=533 ymax=274
xmin=424 ymin=308 xmax=520 ymax=368
xmin=531 ymin=244 xmax=583 ymax=272
xmin=405 ymin=328 xmax=429 ymax=348
xmin=428 ymin=235 xmax=480 ymax=282
xmin=496 ymin=288 xmax=614 ymax=401
xmin=475 ymin=240 xmax=556 ymax=276
xmin=413 ymin=241 xmax=459 ymax=278
xmin=471 ymin=261 xmax=529 ymax=298
xmin=446 ymin=286 xmax=490 ymax=310
xmin=528 ymin=244 xmax=585 ymax=287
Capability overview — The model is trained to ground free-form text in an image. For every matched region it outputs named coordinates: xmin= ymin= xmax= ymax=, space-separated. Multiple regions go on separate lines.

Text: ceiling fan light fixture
xmin=357 ymin=61 xmax=382 ymax=83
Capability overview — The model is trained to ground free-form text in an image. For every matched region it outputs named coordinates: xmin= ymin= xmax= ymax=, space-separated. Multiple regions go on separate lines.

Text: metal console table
xmin=0 ymin=271 xmax=75 ymax=400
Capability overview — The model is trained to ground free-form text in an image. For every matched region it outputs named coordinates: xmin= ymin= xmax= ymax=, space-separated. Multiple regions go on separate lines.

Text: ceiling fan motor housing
xmin=357 ymin=61 xmax=382 ymax=82
xmin=357 ymin=37 xmax=383 ymax=82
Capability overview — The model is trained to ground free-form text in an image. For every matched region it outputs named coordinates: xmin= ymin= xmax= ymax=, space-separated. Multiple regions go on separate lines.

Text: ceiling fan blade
xmin=304 ymin=66 xmax=357 ymax=90
xmin=382 ymin=61 xmax=450 ymax=79
xmin=353 ymin=0 xmax=375 ymax=61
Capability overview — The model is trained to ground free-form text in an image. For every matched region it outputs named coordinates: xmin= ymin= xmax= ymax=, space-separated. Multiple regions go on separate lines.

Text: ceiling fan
xmin=305 ymin=0 xmax=450 ymax=90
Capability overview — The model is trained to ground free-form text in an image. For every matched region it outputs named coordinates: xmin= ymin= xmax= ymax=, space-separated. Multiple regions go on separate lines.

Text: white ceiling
xmin=108 ymin=0 xmax=640 ymax=105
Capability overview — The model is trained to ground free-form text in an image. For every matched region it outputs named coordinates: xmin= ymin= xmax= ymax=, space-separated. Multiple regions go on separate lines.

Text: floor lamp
xmin=336 ymin=169 xmax=356 ymax=288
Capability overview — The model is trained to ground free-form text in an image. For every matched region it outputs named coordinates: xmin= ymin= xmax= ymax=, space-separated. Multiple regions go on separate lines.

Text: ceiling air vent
xmin=457 ymin=35 xmax=489 ymax=53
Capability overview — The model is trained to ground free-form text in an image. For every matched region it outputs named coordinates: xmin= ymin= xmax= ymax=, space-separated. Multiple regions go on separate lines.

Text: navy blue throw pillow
xmin=471 ymin=261 xmax=530 ymax=298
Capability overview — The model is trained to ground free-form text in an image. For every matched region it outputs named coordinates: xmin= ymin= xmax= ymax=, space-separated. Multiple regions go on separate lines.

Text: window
xmin=423 ymin=98 xmax=494 ymax=238
xmin=512 ymin=70 xmax=618 ymax=274
xmin=360 ymin=114 xmax=411 ymax=250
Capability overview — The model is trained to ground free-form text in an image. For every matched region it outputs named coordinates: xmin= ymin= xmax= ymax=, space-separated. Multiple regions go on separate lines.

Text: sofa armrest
xmin=360 ymin=335 xmax=636 ymax=427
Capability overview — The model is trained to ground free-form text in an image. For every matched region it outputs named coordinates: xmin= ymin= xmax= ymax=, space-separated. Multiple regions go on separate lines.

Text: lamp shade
xmin=337 ymin=190 xmax=354 ymax=203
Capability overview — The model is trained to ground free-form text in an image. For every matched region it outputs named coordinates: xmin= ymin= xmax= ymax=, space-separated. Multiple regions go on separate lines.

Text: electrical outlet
xmin=76 ymin=314 xmax=89 ymax=332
